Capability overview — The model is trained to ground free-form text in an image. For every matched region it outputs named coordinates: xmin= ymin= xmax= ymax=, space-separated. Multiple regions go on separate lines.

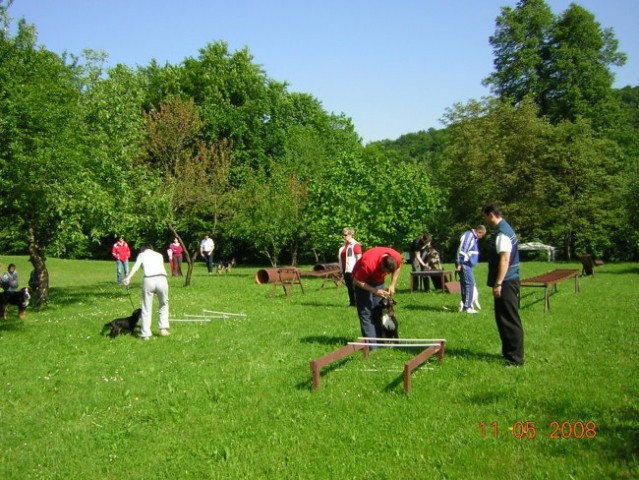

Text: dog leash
xmin=125 ymin=285 xmax=135 ymax=309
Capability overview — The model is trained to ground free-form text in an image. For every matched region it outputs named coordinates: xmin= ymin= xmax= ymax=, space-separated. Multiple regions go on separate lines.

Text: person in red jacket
xmin=112 ymin=236 xmax=131 ymax=285
xmin=351 ymin=246 xmax=403 ymax=340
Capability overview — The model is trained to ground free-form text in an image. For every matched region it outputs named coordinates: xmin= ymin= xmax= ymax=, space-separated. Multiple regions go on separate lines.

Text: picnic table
xmin=520 ymin=268 xmax=580 ymax=312
xmin=410 ymin=270 xmax=453 ymax=293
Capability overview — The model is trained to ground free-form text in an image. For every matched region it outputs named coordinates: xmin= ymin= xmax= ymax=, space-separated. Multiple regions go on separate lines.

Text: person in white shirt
xmin=338 ymin=228 xmax=362 ymax=306
xmin=199 ymin=235 xmax=215 ymax=274
xmin=123 ymin=244 xmax=170 ymax=340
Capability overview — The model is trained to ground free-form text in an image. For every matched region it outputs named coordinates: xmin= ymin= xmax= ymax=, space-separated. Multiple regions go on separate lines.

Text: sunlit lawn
xmin=0 ymin=256 xmax=637 ymax=479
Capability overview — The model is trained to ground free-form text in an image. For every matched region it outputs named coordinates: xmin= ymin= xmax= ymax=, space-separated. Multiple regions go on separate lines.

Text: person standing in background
xmin=169 ymin=238 xmax=183 ymax=277
xmin=456 ymin=225 xmax=486 ymax=314
xmin=112 ymin=236 xmax=131 ymax=285
xmin=482 ymin=202 xmax=523 ymax=366
xmin=200 ymin=235 xmax=215 ymax=275
xmin=338 ymin=228 xmax=362 ymax=307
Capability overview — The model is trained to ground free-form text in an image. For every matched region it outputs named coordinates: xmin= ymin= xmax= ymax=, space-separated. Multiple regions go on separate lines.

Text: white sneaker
xmin=465 ymin=308 xmax=478 ymax=314
xmin=160 ymin=329 xmax=170 ymax=337
xmin=140 ymin=336 xmax=151 ymax=341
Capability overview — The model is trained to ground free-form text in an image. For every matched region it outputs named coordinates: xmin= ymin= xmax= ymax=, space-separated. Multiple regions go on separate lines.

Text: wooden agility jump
xmin=310 ymin=337 xmax=446 ymax=395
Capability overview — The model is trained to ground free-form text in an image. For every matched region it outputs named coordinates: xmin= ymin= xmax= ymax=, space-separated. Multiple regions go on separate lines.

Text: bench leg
xmin=544 ymin=286 xmax=550 ymax=312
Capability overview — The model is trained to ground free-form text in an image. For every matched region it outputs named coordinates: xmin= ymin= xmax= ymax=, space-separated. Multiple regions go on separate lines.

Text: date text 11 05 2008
xmin=479 ymin=421 xmax=597 ymax=439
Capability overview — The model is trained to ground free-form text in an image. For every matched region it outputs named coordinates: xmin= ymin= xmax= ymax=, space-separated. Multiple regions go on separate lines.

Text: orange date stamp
xmin=480 ymin=421 xmax=598 ymax=439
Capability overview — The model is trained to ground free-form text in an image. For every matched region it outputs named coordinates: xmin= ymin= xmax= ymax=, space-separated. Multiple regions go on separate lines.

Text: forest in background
xmin=1 ymin=0 xmax=638 ymax=302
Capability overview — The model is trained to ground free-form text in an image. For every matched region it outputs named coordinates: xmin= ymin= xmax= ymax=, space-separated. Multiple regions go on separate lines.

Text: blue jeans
xmin=459 ymin=264 xmax=476 ymax=309
xmin=355 ymin=282 xmax=384 ymax=339
xmin=116 ymin=259 xmax=129 ymax=284
xmin=203 ymin=252 xmax=214 ymax=273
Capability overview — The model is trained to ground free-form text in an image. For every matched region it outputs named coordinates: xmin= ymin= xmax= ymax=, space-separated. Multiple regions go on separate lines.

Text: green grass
xmin=0 ymin=256 xmax=637 ymax=479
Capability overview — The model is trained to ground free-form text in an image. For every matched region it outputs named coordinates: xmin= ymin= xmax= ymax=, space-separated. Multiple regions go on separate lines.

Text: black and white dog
xmin=373 ymin=296 xmax=399 ymax=339
xmin=102 ymin=309 xmax=142 ymax=338
xmin=0 ymin=287 xmax=31 ymax=320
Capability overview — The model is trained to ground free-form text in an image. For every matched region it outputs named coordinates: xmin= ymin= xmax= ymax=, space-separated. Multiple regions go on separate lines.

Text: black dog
xmin=102 ymin=309 xmax=142 ymax=338
xmin=373 ymin=296 xmax=399 ymax=339
xmin=0 ymin=288 xmax=31 ymax=320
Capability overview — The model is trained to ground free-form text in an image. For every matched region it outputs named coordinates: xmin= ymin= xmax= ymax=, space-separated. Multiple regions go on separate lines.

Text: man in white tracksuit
xmin=456 ymin=225 xmax=486 ymax=314
xmin=123 ymin=243 xmax=170 ymax=340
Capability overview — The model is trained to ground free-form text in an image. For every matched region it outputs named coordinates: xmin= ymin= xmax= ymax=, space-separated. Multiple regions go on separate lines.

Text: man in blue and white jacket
xmin=456 ymin=225 xmax=486 ymax=313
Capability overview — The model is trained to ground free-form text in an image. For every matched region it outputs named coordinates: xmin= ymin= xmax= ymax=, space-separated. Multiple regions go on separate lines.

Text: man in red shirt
xmin=351 ymin=246 xmax=403 ymax=339
xmin=112 ymin=236 xmax=131 ymax=285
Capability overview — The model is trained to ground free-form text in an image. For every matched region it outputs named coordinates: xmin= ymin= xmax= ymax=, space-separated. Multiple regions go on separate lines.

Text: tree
xmin=484 ymin=0 xmax=626 ymax=128
xmin=306 ymin=145 xmax=442 ymax=259
xmin=441 ymin=98 xmax=551 ymax=251
xmin=0 ymin=16 xmax=105 ymax=304
xmin=143 ymin=96 xmax=232 ymax=284
xmin=441 ymin=97 xmax=625 ymax=259
xmin=483 ymin=0 xmax=554 ymax=110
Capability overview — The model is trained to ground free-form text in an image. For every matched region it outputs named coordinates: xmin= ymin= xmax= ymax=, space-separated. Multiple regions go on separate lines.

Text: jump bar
xmin=348 ymin=342 xmax=441 ymax=348
xmin=357 ymin=337 xmax=447 ymax=343
xmin=310 ymin=338 xmax=446 ymax=395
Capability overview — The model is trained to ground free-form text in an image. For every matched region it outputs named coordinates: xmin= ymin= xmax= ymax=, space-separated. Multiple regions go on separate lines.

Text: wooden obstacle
xmin=520 ymin=268 xmax=580 ymax=312
xmin=310 ymin=337 xmax=446 ymax=395
xmin=410 ymin=270 xmax=453 ymax=293
xmin=299 ymin=264 xmax=343 ymax=289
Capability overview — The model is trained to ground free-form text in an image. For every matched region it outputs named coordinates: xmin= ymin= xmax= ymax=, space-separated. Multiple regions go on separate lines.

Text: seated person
xmin=1 ymin=264 xmax=19 ymax=291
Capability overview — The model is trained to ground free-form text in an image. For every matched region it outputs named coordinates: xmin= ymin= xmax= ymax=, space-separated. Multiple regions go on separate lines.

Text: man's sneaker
xmin=140 ymin=336 xmax=151 ymax=341
xmin=160 ymin=329 xmax=170 ymax=337
xmin=464 ymin=308 xmax=478 ymax=314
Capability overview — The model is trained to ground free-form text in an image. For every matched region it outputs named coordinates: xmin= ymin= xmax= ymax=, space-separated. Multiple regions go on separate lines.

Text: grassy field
xmin=0 ymin=255 xmax=637 ymax=479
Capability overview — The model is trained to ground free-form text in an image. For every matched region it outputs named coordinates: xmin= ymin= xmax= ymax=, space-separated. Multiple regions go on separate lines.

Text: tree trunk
xmin=28 ymin=228 xmax=49 ymax=307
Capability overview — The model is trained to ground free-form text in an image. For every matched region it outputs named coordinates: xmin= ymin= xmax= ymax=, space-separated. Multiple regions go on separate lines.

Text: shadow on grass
xmin=294 ymin=356 xmax=356 ymax=391
xmin=598 ymin=266 xmax=639 ymax=275
xmin=298 ymin=300 xmax=347 ymax=308
xmin=300 ymin=335 xmax=353 ymax=346
xmin=47 ymin=283 xmax=129 ymax=307
xmin=519 ymin=290 xmax=547 ymax=311
xmin=535 ymin=401 xmax=638 ymax=472
xmin=445 ymin=346 xmax=503 ymax=363
xmin=402 ymin=303 xmax=459 ymax=313
xmin=0 ymin=318 xmax=27 ymax=332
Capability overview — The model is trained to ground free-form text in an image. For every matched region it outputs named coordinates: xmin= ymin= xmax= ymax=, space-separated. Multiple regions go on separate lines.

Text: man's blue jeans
xmin=116 ymin=259 xmax=129 ymax=284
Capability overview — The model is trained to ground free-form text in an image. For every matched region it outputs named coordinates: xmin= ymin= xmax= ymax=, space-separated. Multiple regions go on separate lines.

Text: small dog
xmin=0 ymin=287 xmax=31 ymax=320
xmin=216 ymin=258 xmax=236 ymax=274
xmin=459 ymin=285 xmax=481 ymax=312
xmin=102 ymin=309 xmax=142 ymax=338
xmin=373 ymin=296 xmax=399 ymax=339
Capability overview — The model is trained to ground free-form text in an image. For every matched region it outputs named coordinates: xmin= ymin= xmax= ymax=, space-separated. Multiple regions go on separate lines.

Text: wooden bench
xmin=410 ymin=270 xmax=453 ymax=293
xmin=520 ymin=269 xmax=580 ymax=312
